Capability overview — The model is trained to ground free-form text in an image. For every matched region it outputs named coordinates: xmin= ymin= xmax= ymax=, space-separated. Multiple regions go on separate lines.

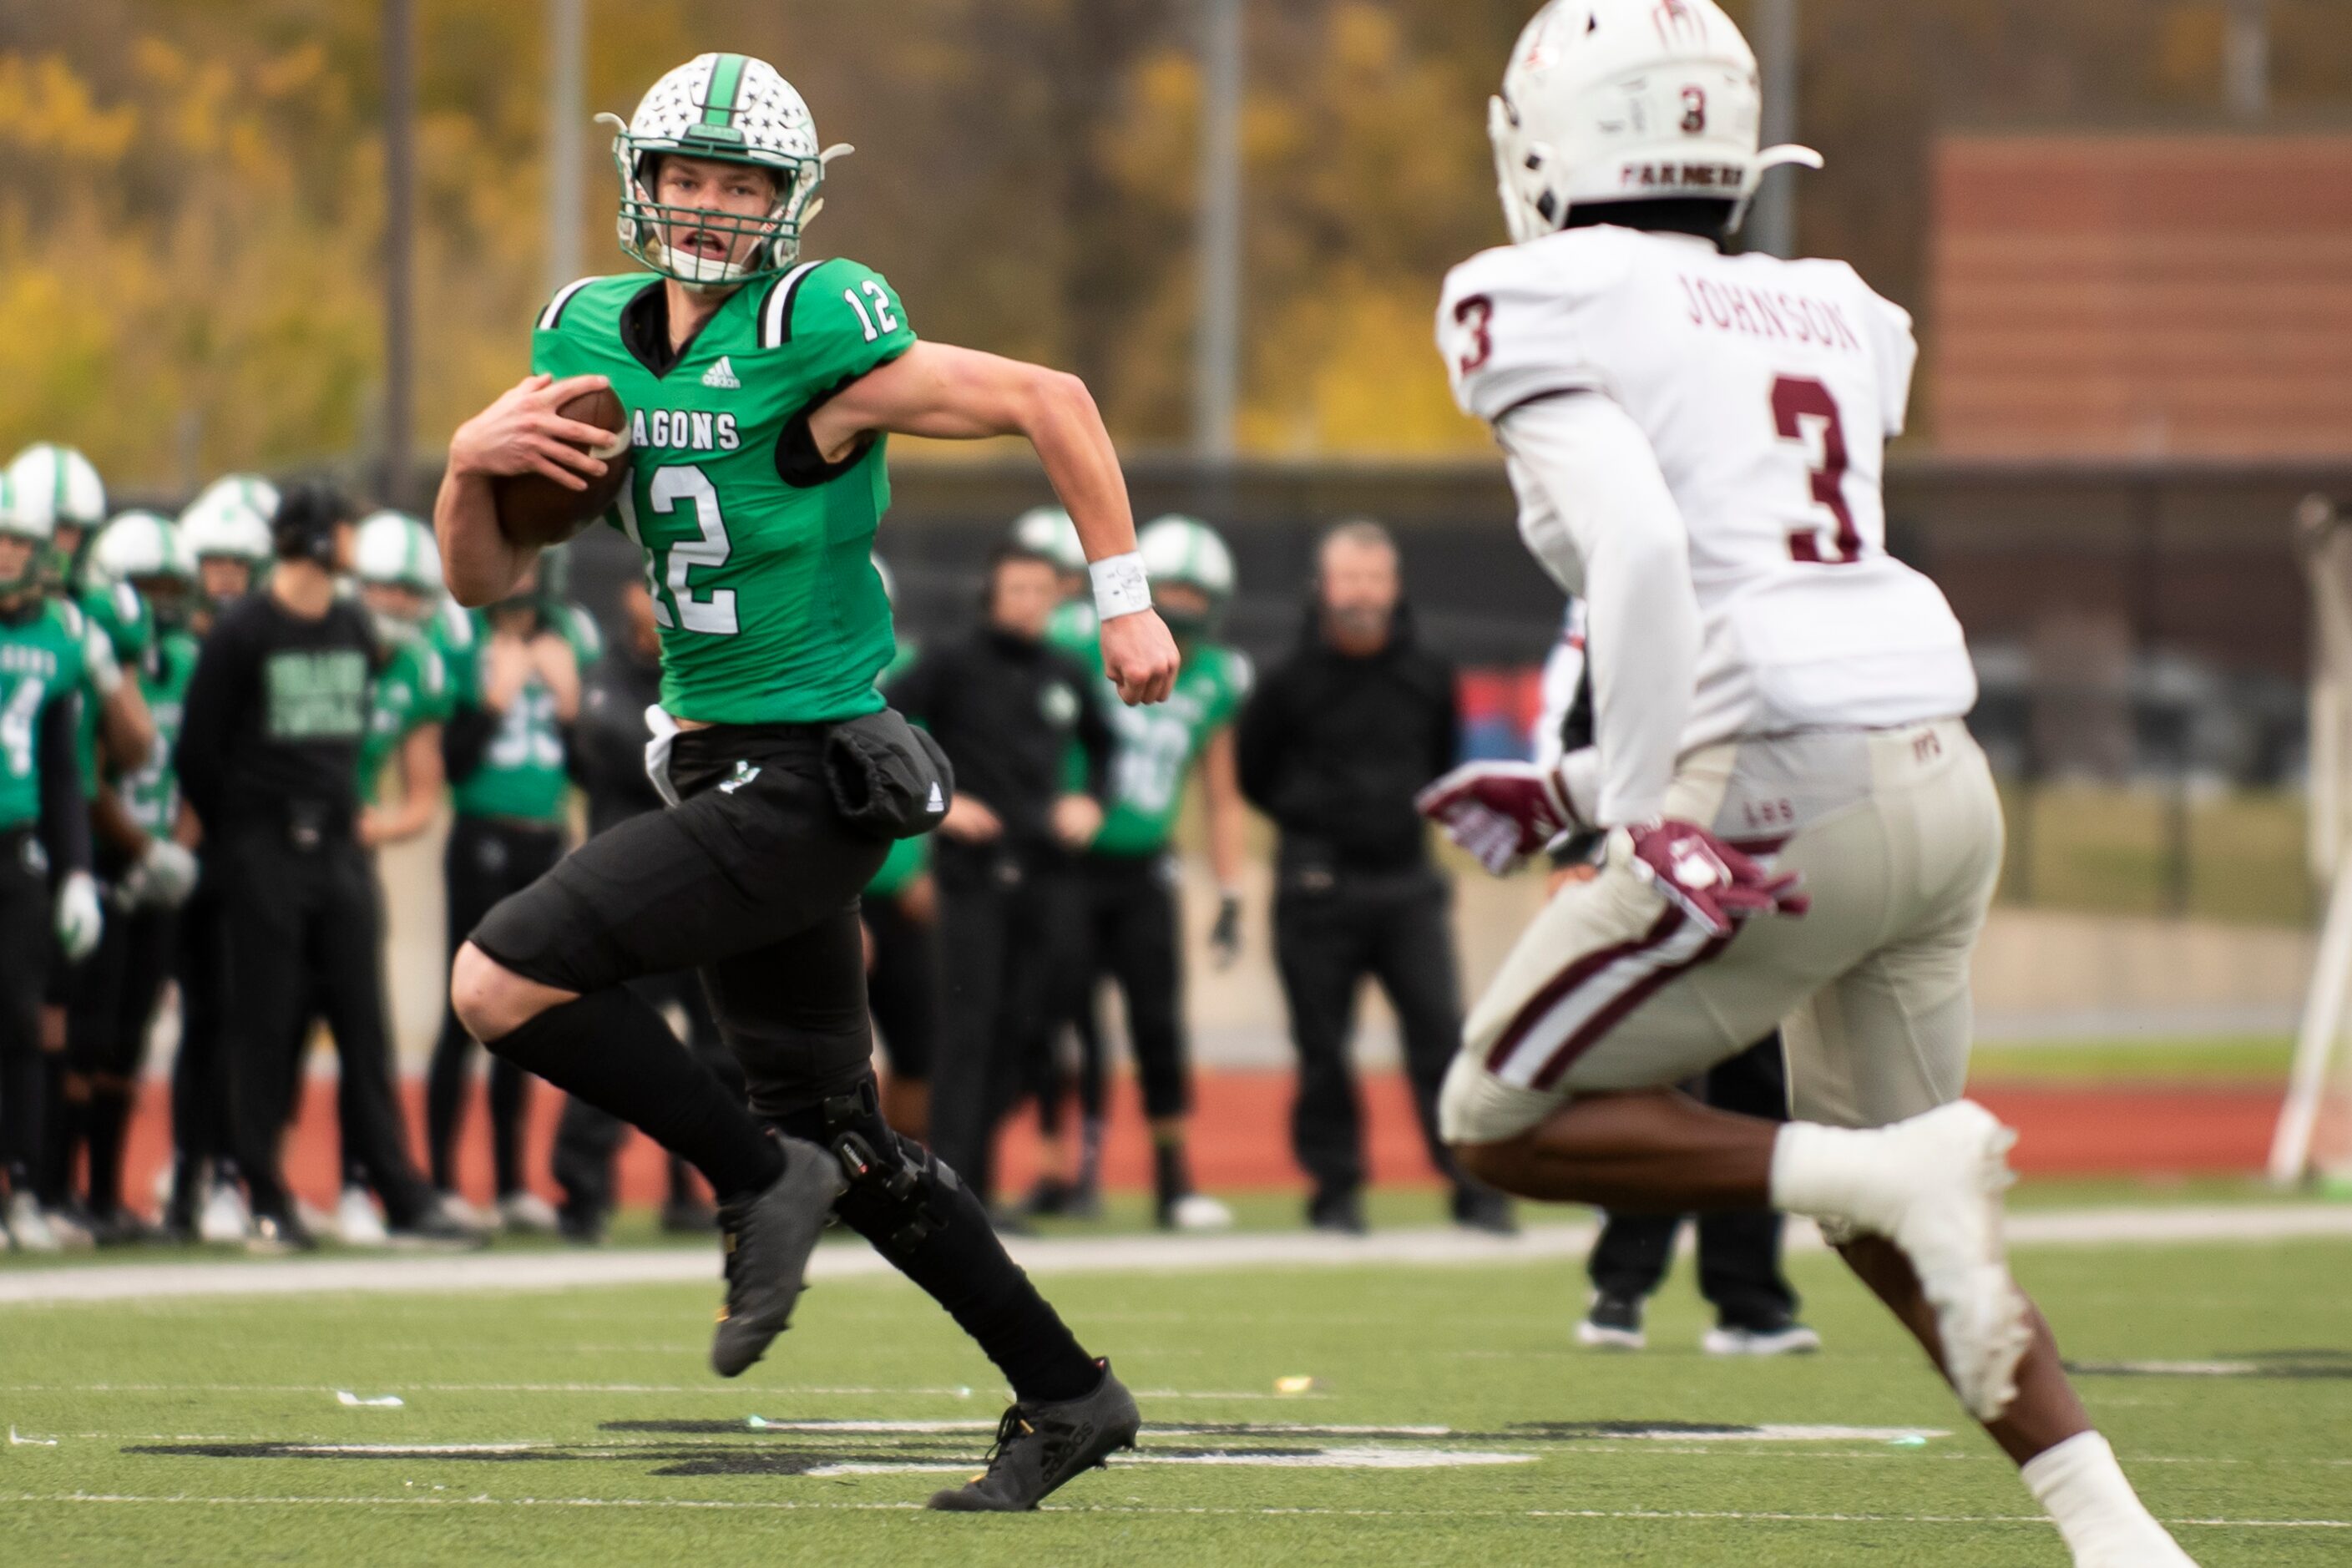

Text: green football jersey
xmin=449 ymin=608 xmax=570 ymax=825
xmin=531 ymin=260 xmax=913 ymax=726
xmin=864 ymin=639 xmax=930 ymax=898
xmin=1090 ymin=643 xmax=1251 ymax=858
xmin=119 ymin=629 xmax=198 ymax=837
xmin=73 ymin=579 xmax=151 ymax=802
xmin=357 ymin=635 xmax=449 ymax=806
xmin=1044 ymin=599 xmax=1102 ymax=794
xmin=0 ymin=599 xmax=92 ymax=831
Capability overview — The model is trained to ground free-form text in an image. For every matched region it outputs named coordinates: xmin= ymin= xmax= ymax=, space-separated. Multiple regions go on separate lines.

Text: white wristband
xmin=1090 ymin=552 xmax=1152 ymax=621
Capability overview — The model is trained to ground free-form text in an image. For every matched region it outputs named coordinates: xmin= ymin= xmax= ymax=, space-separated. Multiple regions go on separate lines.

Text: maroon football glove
xmin=1626 ymin=819 xmax=1810 ymax=937
xmin=1416 ymin=761 xmax=1581 ymax=876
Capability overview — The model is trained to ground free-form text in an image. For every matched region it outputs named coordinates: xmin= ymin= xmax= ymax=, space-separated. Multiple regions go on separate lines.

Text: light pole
xmin=382 ymin=0 xmax=415 ymax=507
xmin=2225 ymin=0 xmax=2269 ymax=123
xmin=547 ymin=0 xmax=584 ymax=294
xmin=1748 ymin=0 xmax=1798 ymax=259
xmin=1195 ymin=0 xmax=1242 ymax=463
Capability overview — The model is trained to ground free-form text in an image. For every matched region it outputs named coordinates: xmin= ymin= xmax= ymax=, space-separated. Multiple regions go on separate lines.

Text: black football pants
xmin=1273 ymin=862 xmax=1471 ymax=1201
xmin=428 ymin=815 xmax=567 ymax=1196
xmin=1586 ymin=1034 xmax=1799 ymax=1328
xmin=0 ymin=829 xmax=51 ymax=1195
xmin=218 ymin=826 xmax=433 ymax=1229
xmin=863 ymin=887 xmax=939 ymax=1085
xmin=929 ymin=842 xmax=1067 ymax=1206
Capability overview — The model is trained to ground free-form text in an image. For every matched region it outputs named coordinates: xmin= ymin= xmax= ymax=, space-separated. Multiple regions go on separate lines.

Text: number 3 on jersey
xmin=1773 ymin=375 xmax=1862 ymax=564
xmin=617 ymin=467 xmax=738 ymax=635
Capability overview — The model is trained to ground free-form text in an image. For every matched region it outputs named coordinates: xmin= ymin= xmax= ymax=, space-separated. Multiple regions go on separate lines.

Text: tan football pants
xmin=1439 ymin=719 xmax=2005 ymax=1145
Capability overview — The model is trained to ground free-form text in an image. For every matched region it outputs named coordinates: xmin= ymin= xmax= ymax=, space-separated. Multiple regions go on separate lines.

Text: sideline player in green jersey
xmin=352 ymin=513 xmax=453 ymax=851
xmin=1042 ymin=517 xmax=1252 ymax=1230
xmin=433 ymin=53 xmax=1176 ymax=1510
xmin=860 ymin=554 xmax=936 ymax=1144
xmin=0 ymin=473 xmax=105 ymax=1254
xmin=427 ymin=550 xmax=591 ymax=1236
xmin=66 ymin=512 xmax=203 ymax=1242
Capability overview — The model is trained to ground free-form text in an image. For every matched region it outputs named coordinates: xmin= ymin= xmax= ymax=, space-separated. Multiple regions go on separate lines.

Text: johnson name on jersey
xmin=1437 ymin=225 xmax=1975 ymax=755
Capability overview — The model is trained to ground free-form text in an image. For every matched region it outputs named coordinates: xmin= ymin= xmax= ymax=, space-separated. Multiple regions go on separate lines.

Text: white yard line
xmin=3 ymin=1204 xmax=2349 ymax=1308
xmin=2 ymin=1493 xmax=2344 ymax=1530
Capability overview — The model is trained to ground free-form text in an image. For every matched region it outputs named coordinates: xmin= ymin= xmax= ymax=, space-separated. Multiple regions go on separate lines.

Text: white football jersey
xmin=1439 ymin=225 xmax=1975 ymax=753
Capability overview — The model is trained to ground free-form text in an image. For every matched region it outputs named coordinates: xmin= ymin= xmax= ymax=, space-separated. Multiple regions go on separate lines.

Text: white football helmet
xmin=89 ymin=511 xmax=188 ymax=585
xmin=5 ymin=443 xmax=106 ymax=534
xmin=599 ymin=53 xmax=850 ymax=286
xmin=1010 ymin=506 xmax=1088 ymax=575
xmin=353 ymin=510 xmax=443 ymax=594
xmin=179 ymin=484 xmax=275 ymax=564
xmin=1489 ymin=0 xmax=1820 ymax=243
xmin=1139 ymin=514 xmax=1236 ymax=636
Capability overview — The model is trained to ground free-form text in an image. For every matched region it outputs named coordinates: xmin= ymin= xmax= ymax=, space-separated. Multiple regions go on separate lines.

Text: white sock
xmin=2022 ymin=1432 xmax=2177 ymax=1560
xmin=1768 ymin=1121 xmax=1896 ymax=1233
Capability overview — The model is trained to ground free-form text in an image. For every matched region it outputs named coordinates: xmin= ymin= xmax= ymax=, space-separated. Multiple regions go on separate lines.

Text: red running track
xmin=111 ymin=1071 xmax=2285 ymax=1212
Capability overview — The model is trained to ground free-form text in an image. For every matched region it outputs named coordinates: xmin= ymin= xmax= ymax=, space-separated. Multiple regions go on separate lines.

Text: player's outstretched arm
xmin=811 ymin=341 xmax=1180 ymax=705
xmin=435 ymin=373 xmax=615 ymax=608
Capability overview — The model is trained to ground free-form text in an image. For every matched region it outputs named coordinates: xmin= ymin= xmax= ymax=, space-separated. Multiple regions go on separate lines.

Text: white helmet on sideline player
xmin=179 ymin=483 xmax=275 ymax=564
xmin=1488 ymin=0 xmax=1820 ymax=244
xmin=89 ymin=510 xmax=187 ymax=585
xmin=4 ymin=443 xmax=106 ymax=535
xmin=353 ymin=511 xmax=443 ymax=594
xmin=1010 ymin=506 xmax=1088 ymax=576
xmin=1138 ymin=514 xmax=1235 ymax=636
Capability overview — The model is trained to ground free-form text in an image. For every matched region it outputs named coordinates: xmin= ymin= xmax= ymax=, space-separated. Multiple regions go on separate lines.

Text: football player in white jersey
xmin=1416 ymin=5 xmax=2196 ymax=1564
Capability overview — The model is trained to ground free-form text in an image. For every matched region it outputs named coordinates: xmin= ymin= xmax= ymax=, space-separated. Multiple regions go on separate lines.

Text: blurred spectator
xmin=1237 ymin=520 xmax=1511 ymax=1235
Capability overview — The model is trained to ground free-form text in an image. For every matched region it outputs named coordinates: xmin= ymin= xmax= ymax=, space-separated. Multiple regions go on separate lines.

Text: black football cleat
xmin=928 ymin=1362 xmax=1141 ymax=1512
xmin=710 ymin=1136 xmax=848 ymax=1378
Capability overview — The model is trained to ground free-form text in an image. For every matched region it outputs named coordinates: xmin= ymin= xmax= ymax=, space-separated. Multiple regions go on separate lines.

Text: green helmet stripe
xmin=48 ymin=448 xmax=65 ymax=513
xmin=701 ymin=53 xmax=746 ymax=132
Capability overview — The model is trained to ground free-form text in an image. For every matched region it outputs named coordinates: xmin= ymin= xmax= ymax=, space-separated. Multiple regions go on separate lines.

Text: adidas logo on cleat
xmin=701 ymin=356 xmax=741 ymax=389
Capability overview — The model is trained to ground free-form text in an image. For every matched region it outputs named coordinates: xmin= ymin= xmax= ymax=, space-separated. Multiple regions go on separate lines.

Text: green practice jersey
xmin=357 ymin=635 xmax=450 ymax=806
xmin=1044 ymin=599 xmax=1101 ymax=794
xmin=531 ymin=260 xmax=913 ymax=726
xmin=118 ymin=629 xmax=198 ymax=837
xmin=0 ymin=600 xmax=92 ymax=831
xmin=74 ymin=579 xmax=151 ymax=802
xmin=1090 ymin=643 xmax=1251 ymax=858
xmin=864 ymin=639 xmax=929 ymax=899
xmin=448 ymin=605 xmax=587 ymax=826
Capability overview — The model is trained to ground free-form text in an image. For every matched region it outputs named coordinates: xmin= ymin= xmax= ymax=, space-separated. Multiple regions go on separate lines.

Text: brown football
xmin=493 ymin=385 xmax=632 ymax=549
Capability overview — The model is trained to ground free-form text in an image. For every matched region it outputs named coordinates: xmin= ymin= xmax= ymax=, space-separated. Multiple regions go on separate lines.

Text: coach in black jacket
xmin=1237 ymin=519 xmax=1510 ymax=1236
xmin=888 ymin=545 xmax=1113 ymax=1212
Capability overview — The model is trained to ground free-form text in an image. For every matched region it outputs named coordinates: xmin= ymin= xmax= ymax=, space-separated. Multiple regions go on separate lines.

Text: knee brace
xmin=781 ymin=1078 xmax=963 ymax=1261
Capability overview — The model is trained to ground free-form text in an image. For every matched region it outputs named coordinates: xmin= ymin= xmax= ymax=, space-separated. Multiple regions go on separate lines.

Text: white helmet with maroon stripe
xmin=1489 ymin=0 xmax=1820 ymax=244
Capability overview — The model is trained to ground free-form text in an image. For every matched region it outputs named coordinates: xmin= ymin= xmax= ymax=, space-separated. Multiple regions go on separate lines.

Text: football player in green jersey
xmin=0 ymin=473 xmax=104 ymax=1254
xmin=1044 ymin=518 xmax=1252 ymax=1231
xmin=427 ymin=551 xmax=584 ymax=1236
xmin=64 ymin=512 xmax=203 ymax=1242
xmin=432 ymin=53 xmax=1173 ymax=1508
xmin=179 ymin=478 xmax=276 ymax=637
xmin=352 ymin=513 xmax=453 ymax=851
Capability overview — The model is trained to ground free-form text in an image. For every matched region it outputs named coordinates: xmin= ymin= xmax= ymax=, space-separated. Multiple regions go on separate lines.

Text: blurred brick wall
xmin=1932 ymin=134 xmax=2352 ymax=458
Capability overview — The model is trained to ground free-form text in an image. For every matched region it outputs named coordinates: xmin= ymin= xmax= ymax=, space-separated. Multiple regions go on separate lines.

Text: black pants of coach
xmin=217 ymin=823 xmax=433 ymax=1229
xmin=0 ymin=828 xmax=51 ymax=1192
xmin=551 ymin=968 xmax=742 ymax=1224
xmin=1273 ymin=858 xmax=1471 ymax=1203
xmin=930 ymin=841 xmax=1068 ymax=1206
xmin=1587 ymin=1034 xmax=1798 ymax=1328
xmin=428 ymin=815 xmax=567 ymax=1197
xmin=168 ymin=867 xmax=233 ymax=1207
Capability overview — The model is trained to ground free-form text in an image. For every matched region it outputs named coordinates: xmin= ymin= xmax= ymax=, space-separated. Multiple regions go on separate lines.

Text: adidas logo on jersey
xmin=701 ymin=357 xmax=741 ymax=390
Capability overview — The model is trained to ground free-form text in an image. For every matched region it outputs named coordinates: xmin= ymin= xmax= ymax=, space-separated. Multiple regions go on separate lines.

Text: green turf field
xmin=3 ymin=1221 xmax=2348 ymax=1565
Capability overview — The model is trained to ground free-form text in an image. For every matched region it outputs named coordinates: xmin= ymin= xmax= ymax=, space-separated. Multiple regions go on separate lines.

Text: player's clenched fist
xmin=1100 ymin=607 xmax=1181 ymax=706
xmin=448 ymin=374 xmax=616 ymax=492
